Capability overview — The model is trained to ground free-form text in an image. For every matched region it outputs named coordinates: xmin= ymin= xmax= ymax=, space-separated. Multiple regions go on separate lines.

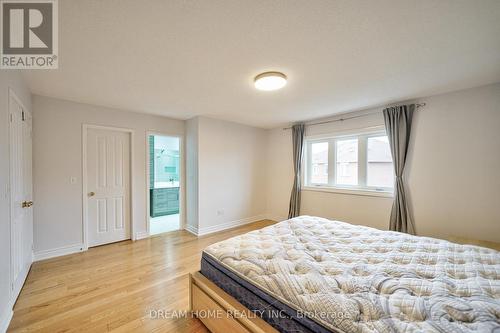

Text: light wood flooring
xmin=8 ymin=220 xmax=276 ymax=333
xmin=8 ymin=219 xmax=499 ymax=333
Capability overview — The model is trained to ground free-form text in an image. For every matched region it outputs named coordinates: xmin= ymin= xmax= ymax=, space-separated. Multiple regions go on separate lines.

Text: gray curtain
xmin=383 ymin=104 xmax=416 ymax=234
xmin=288 ymin=124 xmax=305 ymax=219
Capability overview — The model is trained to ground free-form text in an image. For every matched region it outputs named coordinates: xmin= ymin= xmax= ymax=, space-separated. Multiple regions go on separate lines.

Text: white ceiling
xmin=24 ymin=0 xmax=500 ymax=128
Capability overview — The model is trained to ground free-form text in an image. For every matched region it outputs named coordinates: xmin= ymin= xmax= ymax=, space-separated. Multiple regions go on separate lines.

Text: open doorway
xmin=147 ymin=134 xmax=181 ymax=235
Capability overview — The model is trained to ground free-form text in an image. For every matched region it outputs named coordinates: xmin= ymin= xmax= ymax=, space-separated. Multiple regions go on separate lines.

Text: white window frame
xmin=303 ymin=126 xmax=394 ymax=198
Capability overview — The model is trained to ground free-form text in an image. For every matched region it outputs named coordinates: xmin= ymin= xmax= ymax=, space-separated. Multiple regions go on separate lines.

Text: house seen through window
xmin=306 ymin=131 xmax=394 ymax=193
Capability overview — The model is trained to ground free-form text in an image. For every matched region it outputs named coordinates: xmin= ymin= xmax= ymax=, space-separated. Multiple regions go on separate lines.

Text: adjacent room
xmin=148 ymin=134 xmax=181 ymax=235
xmin=1 ymin=1 xmax=499 ymax=332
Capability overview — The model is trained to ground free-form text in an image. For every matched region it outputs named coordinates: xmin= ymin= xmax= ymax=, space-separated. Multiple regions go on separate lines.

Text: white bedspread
xmin=203 ymin=216 xmax=500 ymax=332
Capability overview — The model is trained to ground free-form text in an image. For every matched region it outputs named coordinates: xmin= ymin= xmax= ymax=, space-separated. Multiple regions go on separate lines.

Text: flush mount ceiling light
xmin=254 ymin=71 xmax=287 ymax=91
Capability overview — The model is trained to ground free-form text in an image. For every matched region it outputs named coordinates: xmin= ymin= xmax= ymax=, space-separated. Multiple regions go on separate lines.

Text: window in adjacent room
xmin=305 ymin=130 xmax=394 ymax=194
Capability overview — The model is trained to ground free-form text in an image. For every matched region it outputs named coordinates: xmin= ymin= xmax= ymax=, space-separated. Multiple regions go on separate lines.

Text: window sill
xmin=302 ymin=186 xmax=394 ymax=198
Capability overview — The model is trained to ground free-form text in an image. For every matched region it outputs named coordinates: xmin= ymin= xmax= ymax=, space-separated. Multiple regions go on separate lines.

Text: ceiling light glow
xmin=254 ymin=72 xmax=287 ymax=91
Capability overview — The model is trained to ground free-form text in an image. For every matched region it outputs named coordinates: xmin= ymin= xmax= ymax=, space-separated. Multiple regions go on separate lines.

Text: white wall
xmin=32 ymin=95 xmax=184 ymax=254
xmin=266 ymin=83 xmax=500 ymax=243
xmin=185 ymin=117 xmax=199 ymax=233
xmin=0 ymin=72 xmax=32 ymax=332
xmin=186 ymin=116 xmax=268 ymax=234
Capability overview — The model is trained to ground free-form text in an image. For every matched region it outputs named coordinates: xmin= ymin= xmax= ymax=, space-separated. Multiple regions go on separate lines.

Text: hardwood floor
xmin=9 ymin=218 xmax=499 ymax=333
xmin=444 ymin=236 xmax=500 ymax=251
xmin=9 ymin=220 xmax=276 ymax=333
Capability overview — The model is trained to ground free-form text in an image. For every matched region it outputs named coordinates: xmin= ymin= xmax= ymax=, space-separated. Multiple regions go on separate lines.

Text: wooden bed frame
xmin=189 ymin=272 xmax=278 ymax=333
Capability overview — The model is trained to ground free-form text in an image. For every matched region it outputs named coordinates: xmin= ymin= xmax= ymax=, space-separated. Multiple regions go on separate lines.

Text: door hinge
xmin=10 ymin=113 xmax=13 ymax=122
xmin=22 ymin=111 xmax=25 ymax=121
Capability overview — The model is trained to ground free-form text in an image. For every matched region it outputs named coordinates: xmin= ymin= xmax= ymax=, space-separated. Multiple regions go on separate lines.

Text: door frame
xmin=7 ymin=87 xmax=32 ymax=307
xmin=145 ymin=131 xmax=185 ymax=235
xmin=82 ymin=124 xmax=135 ymax=250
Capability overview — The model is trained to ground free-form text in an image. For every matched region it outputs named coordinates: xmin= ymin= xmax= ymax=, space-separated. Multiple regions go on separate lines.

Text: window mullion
xmin=358 ymin=136 xmax=367 ymax=187
xmin=328 ymin=139 xmax=335 ymax=186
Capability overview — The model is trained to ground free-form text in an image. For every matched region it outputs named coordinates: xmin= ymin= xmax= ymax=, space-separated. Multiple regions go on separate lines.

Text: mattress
xmin=202 ymin=216 xmax=500 ymax=333
xmin=201 ymin=252 xmax=333 ymax=333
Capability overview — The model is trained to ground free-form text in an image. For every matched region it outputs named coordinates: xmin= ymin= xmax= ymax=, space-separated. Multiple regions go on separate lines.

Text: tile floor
xmin=150 ymin=213 xmax=180 ymax=235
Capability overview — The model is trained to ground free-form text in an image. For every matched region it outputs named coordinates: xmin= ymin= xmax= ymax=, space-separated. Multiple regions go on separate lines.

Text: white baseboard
xmin=0 ymin=308 xmax=13 ymax=333
xmin=135 ymin=231 xmax=150 ymax=240
xmin=33 ymin=243 xmax=85 ymax=262
xmin=194 ymin=214 xmax=268 ymax=236
xmin=184 ymin=224 xmax=198 ymax=236
xmin=184 ymin=214 xmax=287 ymax=237
xmin=266 ymin=214 xmax=288 ymax=222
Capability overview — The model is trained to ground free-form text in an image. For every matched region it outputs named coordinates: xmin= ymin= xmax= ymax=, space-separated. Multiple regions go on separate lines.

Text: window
xmin=336 ymin=138 xmax=358 ymax=185
xmin=310 ymin=142 xmax=328 ymax=184
xmin=305 ymin=130 xmax=394 ymax=194
xmin=367 ymin=136 xmax=393 ymax=188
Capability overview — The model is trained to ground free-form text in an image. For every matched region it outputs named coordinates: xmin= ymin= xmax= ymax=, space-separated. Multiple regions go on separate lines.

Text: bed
xmin=189 ymin=216 xmax=500 ymax=332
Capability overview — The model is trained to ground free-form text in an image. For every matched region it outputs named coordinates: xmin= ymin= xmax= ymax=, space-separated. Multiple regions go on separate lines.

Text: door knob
xmin=22 ymin=201 xmax=33 ymax=208
xmin=88 ymin=192 xmax=95 ymax=197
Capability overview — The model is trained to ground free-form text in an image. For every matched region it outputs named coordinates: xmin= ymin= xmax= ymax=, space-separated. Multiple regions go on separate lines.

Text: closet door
xmin=9 ymin=91 xmax=33 ymax=301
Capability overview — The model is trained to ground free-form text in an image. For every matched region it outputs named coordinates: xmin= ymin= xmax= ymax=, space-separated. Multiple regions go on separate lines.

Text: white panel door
xmin=9 ymin=93 xmax=33 ymax=300
xmin=86 ymin=128 xmax=131 ymax=247
xmin=23 ymin=111 xmax=34 ymax=269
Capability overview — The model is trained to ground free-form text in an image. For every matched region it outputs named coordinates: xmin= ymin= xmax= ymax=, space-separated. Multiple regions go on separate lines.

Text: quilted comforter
xmin=203 ymin=216 xmax=500 ymax=332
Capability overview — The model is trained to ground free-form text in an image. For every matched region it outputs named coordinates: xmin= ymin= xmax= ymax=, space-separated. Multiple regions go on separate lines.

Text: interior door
xmin=9 ymin=92 xmax=33 ymax=300
xmin=86 ymin=128 xmax=131 ymax=247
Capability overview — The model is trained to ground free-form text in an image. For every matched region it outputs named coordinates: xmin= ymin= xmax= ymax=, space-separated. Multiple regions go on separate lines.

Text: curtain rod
xmin=282 ymin=103 xmax=426 ymax=130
